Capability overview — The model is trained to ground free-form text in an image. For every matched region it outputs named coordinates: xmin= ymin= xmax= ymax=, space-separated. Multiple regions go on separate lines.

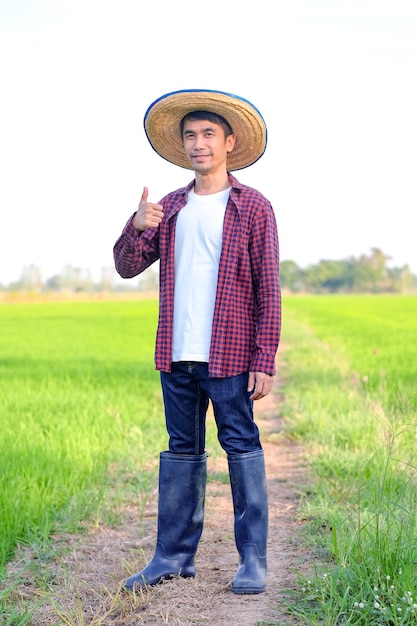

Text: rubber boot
xmin=228 ymin=449 xmax=268 ymax=594
xmin=124 ymin=451 xmax=207 ymax=591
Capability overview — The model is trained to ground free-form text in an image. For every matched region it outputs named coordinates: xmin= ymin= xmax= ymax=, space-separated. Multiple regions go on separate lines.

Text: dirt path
xmin=9 ymin=375 xmax=311 ymax=625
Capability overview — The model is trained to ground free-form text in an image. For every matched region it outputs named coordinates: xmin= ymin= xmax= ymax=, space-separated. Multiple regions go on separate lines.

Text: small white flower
xmin=374 ymin=602 xmax=380 ymax=609
xmin=386 ymin=575 xmax=391 ymax=581
xmin=398 ymin=568 xmax=402 ymax=575
xmin=359 ymin=602 xmax=364 ymax=609
xmin=397 ymin=607 xmax=402 ymax=613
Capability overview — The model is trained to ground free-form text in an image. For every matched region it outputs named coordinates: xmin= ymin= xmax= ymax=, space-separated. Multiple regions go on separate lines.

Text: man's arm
xmin=113 ymin=187 xmax=163 ymax=279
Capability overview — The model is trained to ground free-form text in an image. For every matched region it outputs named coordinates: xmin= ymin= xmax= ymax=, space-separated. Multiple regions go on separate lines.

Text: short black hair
xmin=180 ymin=110 xmax=234 ymax=139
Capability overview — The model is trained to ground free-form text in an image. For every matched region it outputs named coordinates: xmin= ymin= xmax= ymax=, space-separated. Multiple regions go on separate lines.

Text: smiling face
xmin=181 ymin=117 xmax=236 ymax=175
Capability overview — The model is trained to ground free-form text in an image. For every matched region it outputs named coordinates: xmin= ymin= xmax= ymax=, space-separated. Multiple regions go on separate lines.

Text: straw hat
xmin=143 ymin=89 xmax=267 ymax=171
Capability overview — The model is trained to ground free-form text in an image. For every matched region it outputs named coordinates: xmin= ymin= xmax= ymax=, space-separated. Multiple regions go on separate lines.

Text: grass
xmin=278 ymin=294 xmax=417 ymax=624
xmin=0 ymin=300 xmax=171 ymax=574
xmin=1 ymin=294 xmax=417 ymax=624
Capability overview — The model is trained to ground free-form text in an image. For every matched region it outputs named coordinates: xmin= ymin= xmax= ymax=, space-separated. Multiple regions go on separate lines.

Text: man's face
xmin=182 ymin=119 xmax=235 ymax=174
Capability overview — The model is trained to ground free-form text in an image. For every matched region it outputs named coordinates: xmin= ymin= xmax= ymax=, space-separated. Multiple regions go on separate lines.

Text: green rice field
xmin=281 ymin=294 xmax=417 ymax=624
xmin=0 ymin=299 xmax=168 ymax=571
xmin=1 ymin=294 xmax=417 ymax=624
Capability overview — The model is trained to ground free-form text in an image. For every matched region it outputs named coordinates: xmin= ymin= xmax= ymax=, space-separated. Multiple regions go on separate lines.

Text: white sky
xmin=0 ymin=0 xmax=416 ymax=286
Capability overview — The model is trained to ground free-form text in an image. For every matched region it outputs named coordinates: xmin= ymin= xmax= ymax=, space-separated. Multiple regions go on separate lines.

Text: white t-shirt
xmin=171 ymin=186 xmax=230 ymax=362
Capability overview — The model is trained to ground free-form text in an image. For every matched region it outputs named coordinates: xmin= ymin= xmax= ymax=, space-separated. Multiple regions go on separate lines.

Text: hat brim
xmin=143 ymin=89 xmax=267 ymax=171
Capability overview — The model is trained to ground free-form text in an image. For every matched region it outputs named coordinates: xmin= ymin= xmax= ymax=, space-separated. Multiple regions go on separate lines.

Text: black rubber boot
xmin=124 ymin=451 xmax=207 ymax=591
xmin=228 ymin=449 xmax=268 ymax=594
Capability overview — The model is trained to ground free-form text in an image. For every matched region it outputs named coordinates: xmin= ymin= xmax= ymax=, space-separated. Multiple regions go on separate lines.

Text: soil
xmin=6 ymin=365 xmax=312 ymax=626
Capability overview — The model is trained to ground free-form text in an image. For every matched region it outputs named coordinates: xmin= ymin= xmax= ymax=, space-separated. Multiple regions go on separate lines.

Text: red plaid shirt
xmin=113 ymin=173 xmax=281 ymax=377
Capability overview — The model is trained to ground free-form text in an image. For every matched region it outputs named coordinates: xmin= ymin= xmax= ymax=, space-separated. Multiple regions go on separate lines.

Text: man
xmin=113 ymin=89 xmax=281 ymax=594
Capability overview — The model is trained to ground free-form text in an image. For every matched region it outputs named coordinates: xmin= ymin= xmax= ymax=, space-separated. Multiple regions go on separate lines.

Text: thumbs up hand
xmin=133 ymin=187 xmax=164 ymax=232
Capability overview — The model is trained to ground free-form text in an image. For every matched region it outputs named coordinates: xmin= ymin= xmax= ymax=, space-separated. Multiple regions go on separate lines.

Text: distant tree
xmin=280 ymin=260 xmax=304 ymax=292
xmin=303 ymin=261 xmax=344 ymax=293
xmin=100 ymin=266 xmax=116 ymax=292
xmin=351 ymin=248 xmax=391 ymax=292
xmin=138 ymin=266 xmax=159 ymax=292
xmin=20 ymin=265 xmax=42 ymax=291
xmin=387 ymin=264 xmax=414 ymax=293
xmin=319 ymin=260 xmax=353 ymax=293
xmin=60 ymin=265 xmax=93 ymax=293
xmin=45 ymin=275 xmax=62 ymax=291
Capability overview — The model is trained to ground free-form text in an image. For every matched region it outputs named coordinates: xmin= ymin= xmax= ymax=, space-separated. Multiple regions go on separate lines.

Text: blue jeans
xmin=160 ymin=362 xmax=262 ymax=456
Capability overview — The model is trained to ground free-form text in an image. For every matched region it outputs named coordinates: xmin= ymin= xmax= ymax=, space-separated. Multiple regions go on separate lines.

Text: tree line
xmin=1 ymin=248 xmax=416 ymax=295
xmin=280 ymin=248 xmax=416 ymax=293
xmin=0 ymin=263 xmax=159 ymax=294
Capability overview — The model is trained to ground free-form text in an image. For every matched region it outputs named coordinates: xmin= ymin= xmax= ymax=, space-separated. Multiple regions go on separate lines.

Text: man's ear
xmin=226 ymin=133 xmax=236 ymax=153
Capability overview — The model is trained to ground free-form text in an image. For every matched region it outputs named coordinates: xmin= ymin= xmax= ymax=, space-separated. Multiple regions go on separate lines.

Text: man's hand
xmin=132 ymin=187 xmax=164 ymax=232
xmin=248 ymin=371 xmax=273 ymax=400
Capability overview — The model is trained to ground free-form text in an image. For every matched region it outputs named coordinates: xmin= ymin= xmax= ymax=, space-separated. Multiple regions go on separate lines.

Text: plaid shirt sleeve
xmin=113 ymin=214 xmax=161 ymax=278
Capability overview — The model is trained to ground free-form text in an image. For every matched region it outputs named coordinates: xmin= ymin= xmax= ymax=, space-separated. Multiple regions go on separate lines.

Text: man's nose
xmin=194 ymin=133 xmax=205 ymax=148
